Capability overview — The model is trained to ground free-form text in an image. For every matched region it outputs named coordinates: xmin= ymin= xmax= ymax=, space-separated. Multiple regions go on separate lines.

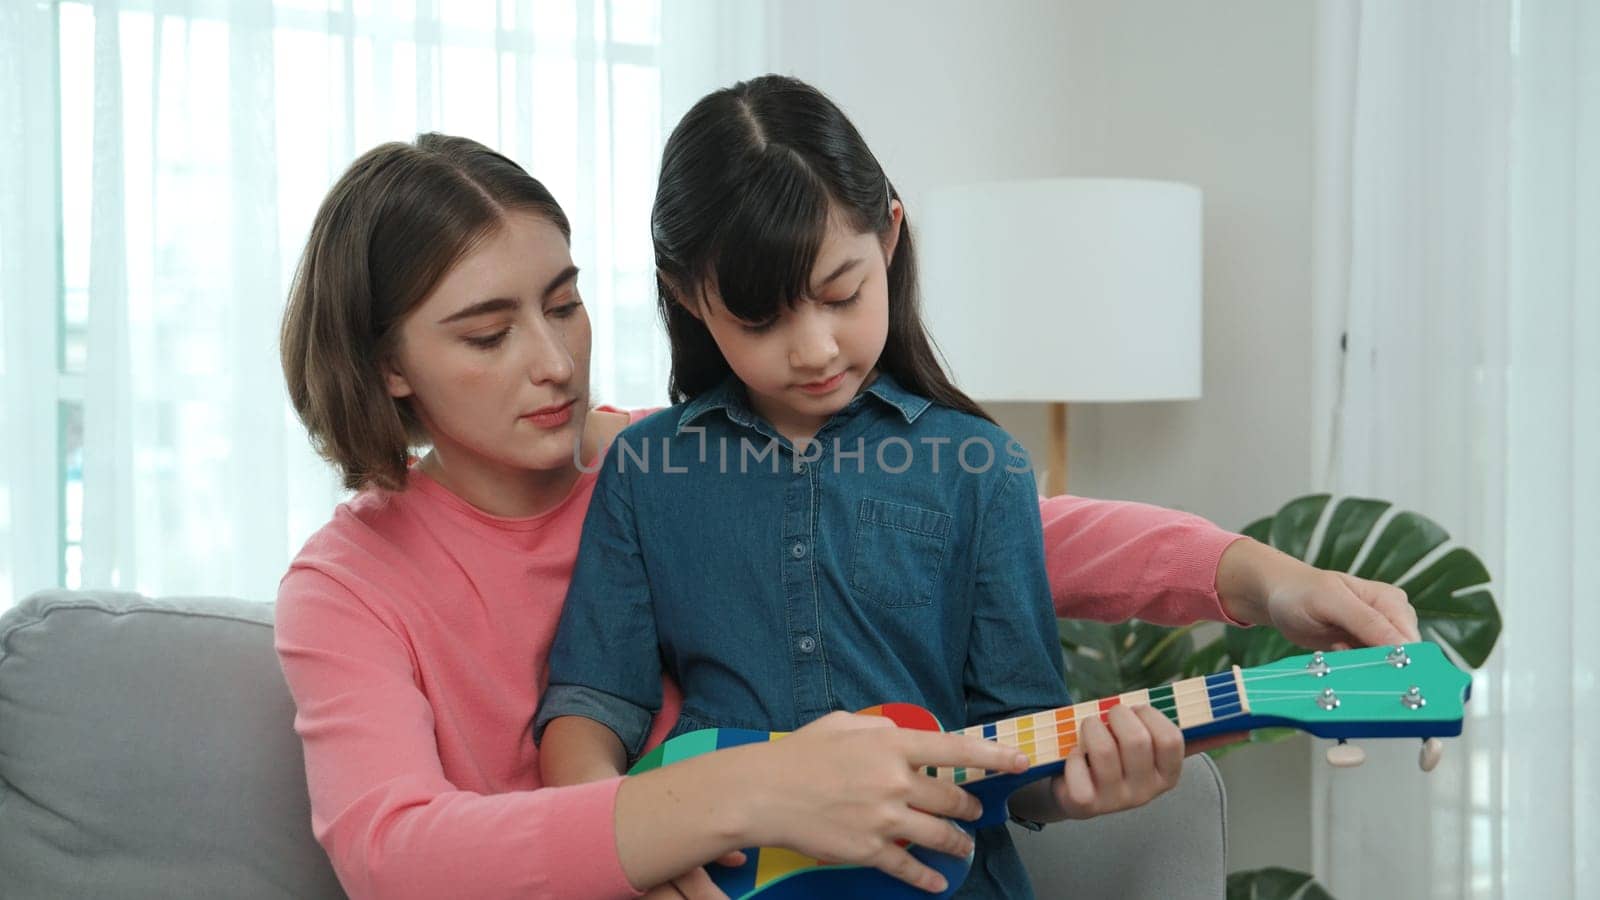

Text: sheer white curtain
xmin=1313 ymin=0 xmax=1597 ymax=896
xmin=0 ymin=0 xmax=765 ymax=608
xmin=0 ymin=3 xmax=64 ymax=609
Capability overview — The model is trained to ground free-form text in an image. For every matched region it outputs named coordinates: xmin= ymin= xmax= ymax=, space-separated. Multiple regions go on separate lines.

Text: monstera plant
xmin=1057 ymin=494 xmax=1503 ymax=900
xmin=1226 ymin=867 xmax=1334 ymax=900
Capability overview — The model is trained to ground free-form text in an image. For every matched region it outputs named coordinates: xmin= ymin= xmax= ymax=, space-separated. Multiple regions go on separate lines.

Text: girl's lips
xmin=521 ymin=399 xmax=576 ymax=428
xmin=797 ymin=371 xmax=847 ymax=395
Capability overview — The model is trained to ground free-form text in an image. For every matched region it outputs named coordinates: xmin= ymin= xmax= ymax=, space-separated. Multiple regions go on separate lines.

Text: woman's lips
xmin=521 ymin=399 xmax=576 ymax=428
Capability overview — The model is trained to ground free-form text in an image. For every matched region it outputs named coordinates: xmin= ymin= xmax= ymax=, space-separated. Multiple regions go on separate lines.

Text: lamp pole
xmin=1047 ymin=401 xmax=1068 ymax=496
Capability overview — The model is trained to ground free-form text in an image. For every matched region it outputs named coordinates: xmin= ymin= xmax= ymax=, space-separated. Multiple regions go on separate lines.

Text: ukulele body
xmin=627 ymin=702 xmax=1062 ymax=900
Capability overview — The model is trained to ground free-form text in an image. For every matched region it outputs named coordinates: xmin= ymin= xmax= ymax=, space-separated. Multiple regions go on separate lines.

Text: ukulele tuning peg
xmin=1325 ymin=740 xmax=1366 ymax=768
xmin=1419 ymin=738 xmax=1444 ymax=773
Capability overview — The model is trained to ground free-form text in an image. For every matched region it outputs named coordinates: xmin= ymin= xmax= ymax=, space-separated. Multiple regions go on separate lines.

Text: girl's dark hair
xmin=651 ymin=74 xmax=991 ymax=423
xmin=281 ymin=133 xmax=570 ymax=492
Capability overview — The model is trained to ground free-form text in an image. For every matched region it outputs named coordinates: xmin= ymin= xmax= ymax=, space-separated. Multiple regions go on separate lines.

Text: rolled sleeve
xmin=534 ymin=684 xmax=656 ymax=762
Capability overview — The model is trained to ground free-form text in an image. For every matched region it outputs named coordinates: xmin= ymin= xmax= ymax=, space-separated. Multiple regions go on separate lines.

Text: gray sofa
xmin=0 ymin=590 xmax=1227 ymax=898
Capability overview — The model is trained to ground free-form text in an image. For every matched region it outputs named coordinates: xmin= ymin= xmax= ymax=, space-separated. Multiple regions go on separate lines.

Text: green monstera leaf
xmin=1226 ymin=867 xmax=1335 ymax=900
xmin=1231 ymin=494 xmax=1502 ymax=670
xmin=1057 ymin=617 xmax=1196 ymax=703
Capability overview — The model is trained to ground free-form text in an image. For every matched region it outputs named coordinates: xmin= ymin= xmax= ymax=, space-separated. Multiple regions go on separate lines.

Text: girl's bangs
xmin=703 ymin=151 xmax=832 ymax=324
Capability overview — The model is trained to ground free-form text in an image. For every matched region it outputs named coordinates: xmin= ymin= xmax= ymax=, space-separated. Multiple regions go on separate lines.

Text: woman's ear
xmin=883 ymin=199 xmax=905 ymax=266
xmin=383 ymin=358 xmax=414 ymax=399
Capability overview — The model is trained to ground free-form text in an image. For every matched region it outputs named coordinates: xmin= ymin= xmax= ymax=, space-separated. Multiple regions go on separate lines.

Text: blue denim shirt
xmin=538 ymin=374 xmax=1069 ymax=899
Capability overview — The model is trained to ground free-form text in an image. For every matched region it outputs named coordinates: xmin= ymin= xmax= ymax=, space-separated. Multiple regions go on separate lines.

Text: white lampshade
xmin=918 ymin=178 xmax=1203 ymax=403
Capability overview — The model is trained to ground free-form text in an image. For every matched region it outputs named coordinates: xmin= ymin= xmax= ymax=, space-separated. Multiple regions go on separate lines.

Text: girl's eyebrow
xmin=436 ymin=266 xmax=581 ymax=324
xmin=809 ymin=257 xmax=863 ymax=294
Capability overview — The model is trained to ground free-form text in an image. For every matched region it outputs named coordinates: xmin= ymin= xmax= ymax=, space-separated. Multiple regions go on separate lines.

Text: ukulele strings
xmin=972 ymin=656 xmax=1420 ymax=760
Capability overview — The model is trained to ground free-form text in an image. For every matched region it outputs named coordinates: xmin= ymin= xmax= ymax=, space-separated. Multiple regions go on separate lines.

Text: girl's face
xmin=691 ymin=203 xmax=902 ymax=443
xmin=383 ymin=211 xmax=593 ymax=494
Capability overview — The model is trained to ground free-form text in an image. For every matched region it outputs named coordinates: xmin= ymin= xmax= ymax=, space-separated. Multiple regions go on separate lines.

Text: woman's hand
xmin=724 ymin=711 xmax=1031 ymax=896
xmin=615 ymin=711 xmax=1027 ymax=896
xmin=1262 ymin=567 xmax=1419 ymax=650
xmin=1218 ymin=538 xmax=1420 ymax=649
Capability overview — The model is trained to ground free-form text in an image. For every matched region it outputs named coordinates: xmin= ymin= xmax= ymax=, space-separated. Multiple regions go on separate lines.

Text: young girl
xmin=536 ymin=75 xmax=1103 ymax=898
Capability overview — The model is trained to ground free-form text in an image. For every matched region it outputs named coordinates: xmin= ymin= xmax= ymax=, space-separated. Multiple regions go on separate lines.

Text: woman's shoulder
xmin=585 ymin=406 xmax=631 ymax=449
xmin=280 ymin=491 xmax=418 ymax=607
xmin=609 ymin=402 xmax=696 ymax=443
xmin=277 ymin=491 xmax=459 ymax=661
xmin=584 ymin=405 xmax=659 ymax=454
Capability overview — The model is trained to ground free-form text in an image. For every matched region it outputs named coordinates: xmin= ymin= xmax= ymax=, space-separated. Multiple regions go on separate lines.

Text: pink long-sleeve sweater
xmin=274 ymin=409 xmax=1243 ymax=900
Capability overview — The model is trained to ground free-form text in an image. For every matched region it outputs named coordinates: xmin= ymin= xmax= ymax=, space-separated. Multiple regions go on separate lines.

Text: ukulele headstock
xmin=1241 ymin=642 xmax=1470 ymax=740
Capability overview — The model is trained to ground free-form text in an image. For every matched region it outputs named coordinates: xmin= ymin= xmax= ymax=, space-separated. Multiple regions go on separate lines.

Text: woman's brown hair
xmin=280 ymin=133 xmax=570 ymax=492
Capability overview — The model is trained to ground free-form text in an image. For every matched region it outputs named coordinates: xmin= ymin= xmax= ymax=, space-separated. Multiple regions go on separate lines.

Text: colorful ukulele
xmin=627 ymin=641 xmax=1471 ymax=899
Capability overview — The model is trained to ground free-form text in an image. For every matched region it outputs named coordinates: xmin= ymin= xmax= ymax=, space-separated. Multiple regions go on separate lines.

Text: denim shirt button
xmin=796 ymin=635 xmax=817 ymax=653
xmin=796 ymin=462 xmax=809 ymax=474
xmin=790 ymin=541 xmax=807 ymax=559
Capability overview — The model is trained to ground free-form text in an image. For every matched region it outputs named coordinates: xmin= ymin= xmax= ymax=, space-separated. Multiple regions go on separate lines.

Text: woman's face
xmin=384 ymin=211 xmax=592 ymax=484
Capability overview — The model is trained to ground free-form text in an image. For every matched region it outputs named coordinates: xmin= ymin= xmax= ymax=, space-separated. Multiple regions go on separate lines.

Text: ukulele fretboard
xmin=925 ymin=667 xmax=1249 ymax=785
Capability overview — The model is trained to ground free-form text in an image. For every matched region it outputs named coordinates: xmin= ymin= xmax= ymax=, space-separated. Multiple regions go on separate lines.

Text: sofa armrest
xmin=1009 ymin=753 xmax=1227 ymax=898
xmin=0 ymin=590 xmax=345 ymax=899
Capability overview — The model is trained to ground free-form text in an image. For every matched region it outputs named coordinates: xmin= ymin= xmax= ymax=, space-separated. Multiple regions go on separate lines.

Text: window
xmin=1 ymin=0 xmax=747 ymax=607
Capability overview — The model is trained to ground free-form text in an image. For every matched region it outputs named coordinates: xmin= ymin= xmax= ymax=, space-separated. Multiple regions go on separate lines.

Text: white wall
xmin=768 ymin=0 xmax=1319 ymax=874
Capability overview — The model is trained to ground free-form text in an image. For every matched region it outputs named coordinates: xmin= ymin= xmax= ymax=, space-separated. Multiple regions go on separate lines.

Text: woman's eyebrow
xmin=543 ymin=265 xmax=580 ymax=297
xmin=437 ymin=297 xmax=518 ymax=324
xmin=436 ymin=266 xmax=581 ymax=324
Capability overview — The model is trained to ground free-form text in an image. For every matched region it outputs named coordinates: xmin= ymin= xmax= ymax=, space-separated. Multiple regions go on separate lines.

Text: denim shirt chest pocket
xmin=849 ymin=497 xmax=952 ymax=608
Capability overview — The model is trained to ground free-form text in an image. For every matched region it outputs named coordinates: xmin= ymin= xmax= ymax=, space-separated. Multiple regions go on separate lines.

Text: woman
xmin=276 ymin=132 xmax=1416 ymax=899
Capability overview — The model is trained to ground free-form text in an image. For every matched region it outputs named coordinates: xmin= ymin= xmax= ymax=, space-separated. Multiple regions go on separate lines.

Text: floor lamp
xmin=919 ymin=178 xmax=1204 ymax=495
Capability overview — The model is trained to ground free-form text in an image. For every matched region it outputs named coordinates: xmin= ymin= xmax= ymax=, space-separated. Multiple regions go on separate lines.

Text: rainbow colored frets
xmin=926 ymin=669 xmax=1251 ymax=794
xmin=625 ymin=641 xmax=1471 ymax=900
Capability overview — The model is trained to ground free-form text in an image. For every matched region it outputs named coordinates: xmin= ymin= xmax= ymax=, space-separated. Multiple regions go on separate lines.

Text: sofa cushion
xmin=0 ymin=590 xmax=344 ymax=899
xmin=1008 ymin=753 xmax=1228 ymax=898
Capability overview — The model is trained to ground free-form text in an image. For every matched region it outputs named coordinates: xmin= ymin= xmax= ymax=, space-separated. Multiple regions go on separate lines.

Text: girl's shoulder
xmin=908 ymin=403 xmax=1031 ymax=465
xmin=861 ymin=376 xmax=1025 ymax=463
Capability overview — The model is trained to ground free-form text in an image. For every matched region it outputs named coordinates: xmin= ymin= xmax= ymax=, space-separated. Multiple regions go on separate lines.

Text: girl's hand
xmin=1218 ymin=538 xmax=1420 ymax=649
xmin=640 ymin=872 xmax=715 ymax=900
xmin=640 ymin=852 xmax=745 ymax=900
xmin=727 ymin=711 xmax=1030 ymax=896
xmin=1030 ymin=704 xmax=1186 ymax=822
